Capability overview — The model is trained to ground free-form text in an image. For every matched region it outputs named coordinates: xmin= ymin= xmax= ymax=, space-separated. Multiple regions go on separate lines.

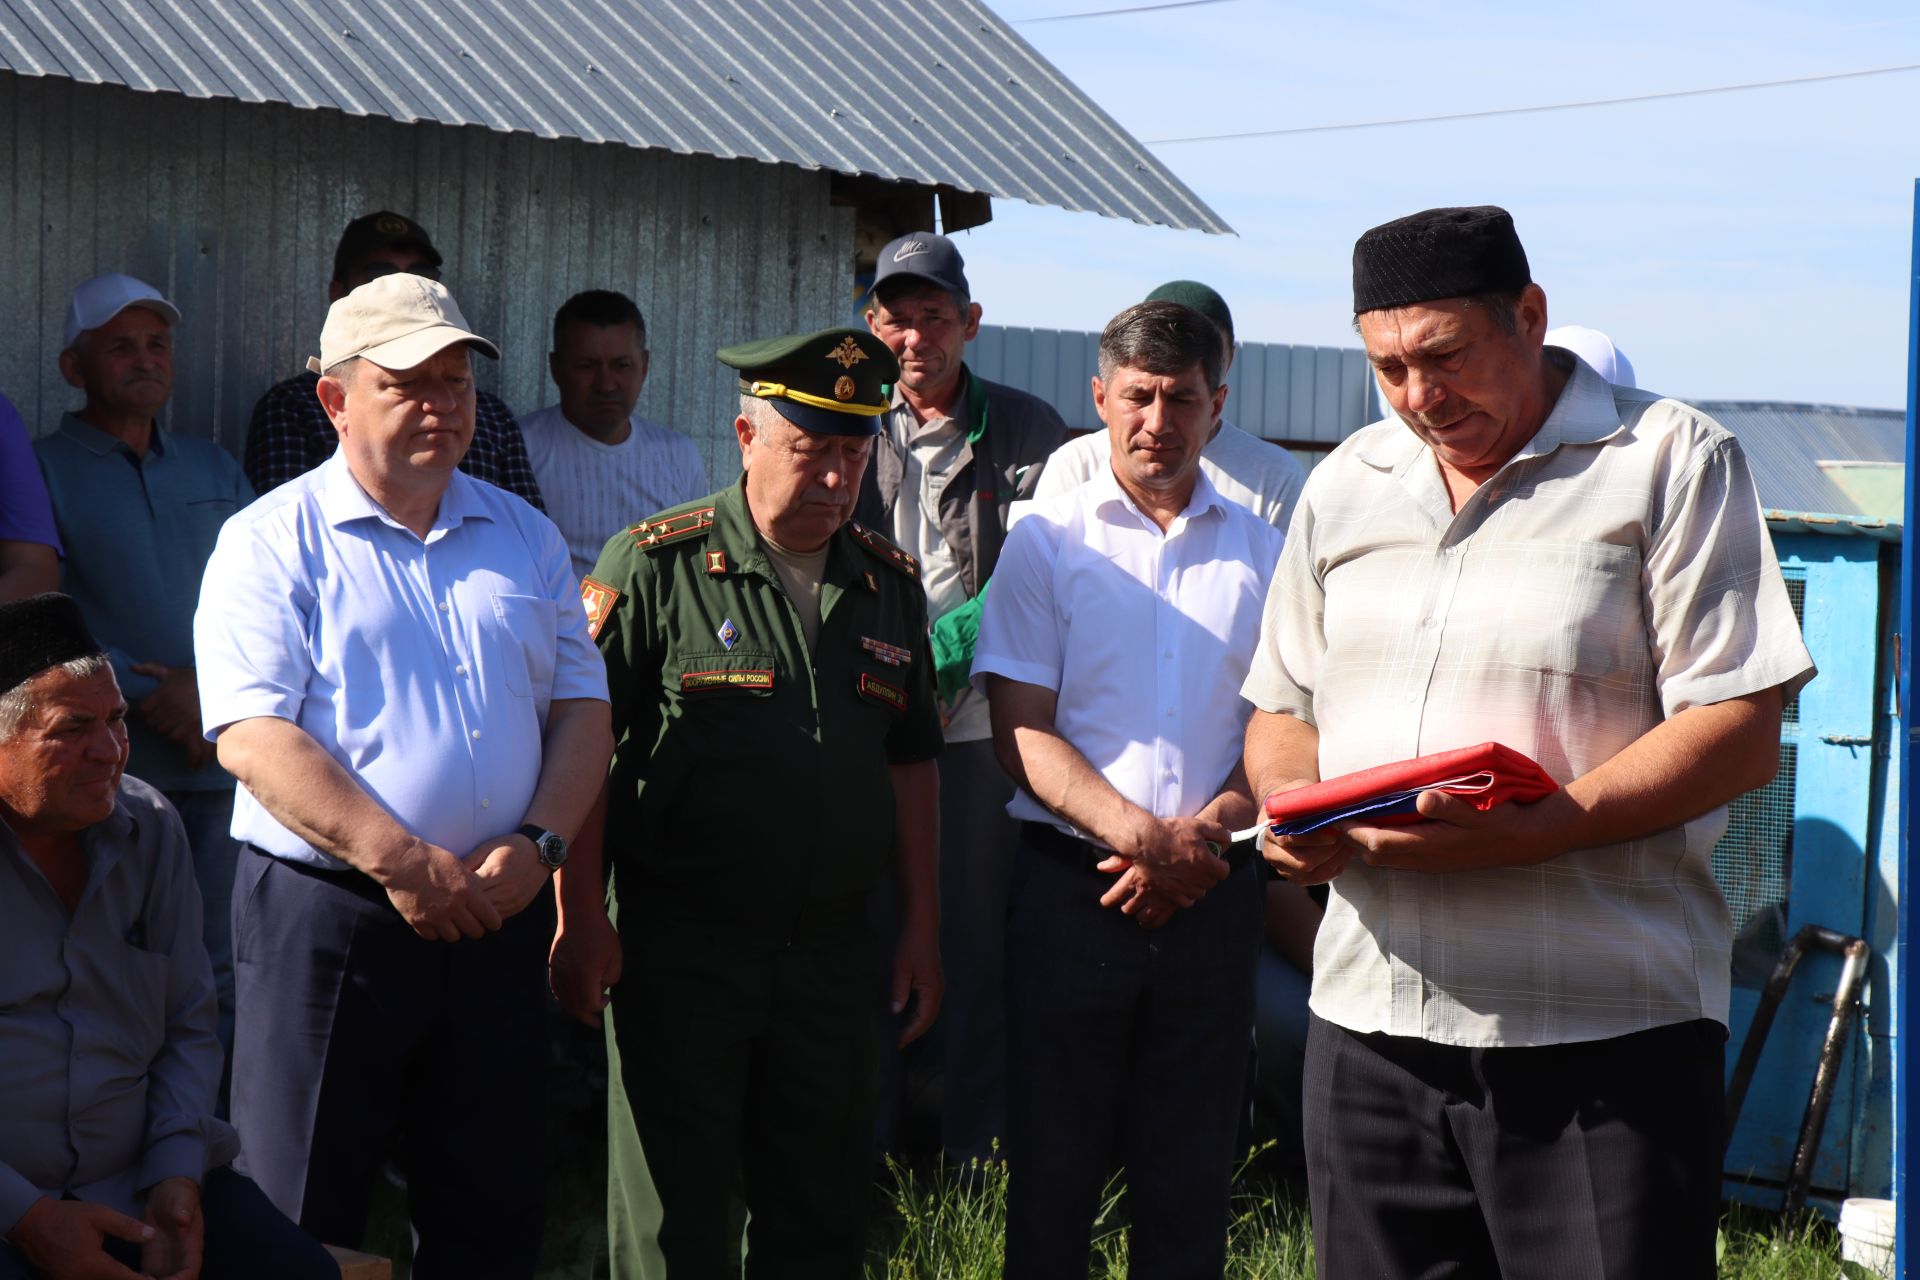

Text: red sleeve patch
xmin=580 ymin=576 xmax=620 ymax=641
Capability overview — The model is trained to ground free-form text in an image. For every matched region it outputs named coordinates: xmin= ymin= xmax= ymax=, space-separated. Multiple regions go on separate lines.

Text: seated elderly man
xmin=0 ymin=594 xmax=332 ymax=1280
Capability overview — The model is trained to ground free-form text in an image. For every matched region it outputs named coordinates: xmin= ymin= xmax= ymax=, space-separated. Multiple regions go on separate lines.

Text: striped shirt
xmin=1241 ymin=362 xmax=1814 ymax=1047
xmin=518 ymin=405 xmax=709 ymax=581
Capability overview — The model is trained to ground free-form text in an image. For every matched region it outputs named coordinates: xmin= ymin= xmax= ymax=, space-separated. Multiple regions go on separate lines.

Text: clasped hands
xmin=1094 ymin=813 xmax=1233 ymax=931
xmin=379 ymin=833 xmax=551 ymax=942
xmin=7 ymin=1176 xmax=200 ymax=1280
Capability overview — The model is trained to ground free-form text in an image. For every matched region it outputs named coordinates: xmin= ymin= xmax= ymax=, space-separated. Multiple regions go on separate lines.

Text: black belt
xmin=1019 ymin=821 xmax=1255 ymax=872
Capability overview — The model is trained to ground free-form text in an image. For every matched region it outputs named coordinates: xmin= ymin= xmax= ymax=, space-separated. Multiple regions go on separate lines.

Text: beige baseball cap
xmin=308 ymin=272 xmax=499 ymax=375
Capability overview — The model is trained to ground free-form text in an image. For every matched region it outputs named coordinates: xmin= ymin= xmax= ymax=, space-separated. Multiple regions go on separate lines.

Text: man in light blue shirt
xmin=194 ymin=274 xmax=612 ymax=1280
xmin=36 ymin=274 xmax=254 ymax=1055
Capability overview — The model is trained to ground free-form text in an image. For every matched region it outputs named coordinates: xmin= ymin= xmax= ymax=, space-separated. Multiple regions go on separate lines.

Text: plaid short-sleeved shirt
xmin=243 ymin=371 xmax=544 ymax=510
xmin=1242 ymin=360 xmax=1814 ymax=1047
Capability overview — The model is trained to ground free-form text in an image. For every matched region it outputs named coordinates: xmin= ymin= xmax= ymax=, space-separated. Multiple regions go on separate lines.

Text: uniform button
xmin=1422 ymin=617 xmax=1437 ymax=629
xmin=471 ymin=729 xmax=483 ymax=740
xmin=1404 ymin=692 xmax=1417 ymax=703
xmin=439 ymin=601 xmax=451 ymax=613
xmin=456 ymin=663 xmax=469 ymax=675
xmin=1163 ymin=649 xmax=1174 ymax=659
xmin=481 ymin=797 xmax=490 ymax=809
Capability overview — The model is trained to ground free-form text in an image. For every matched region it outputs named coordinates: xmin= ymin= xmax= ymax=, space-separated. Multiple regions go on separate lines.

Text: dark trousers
xmin=1005 ymin=831 xmax=1263 ymax=1280
xmin=0 ymin=1166 xmax=337 ymax=1280
xmin=1303 ymin=1015 xmax=1726 ymax=1280
xmin=608 ymin=897 xmax=878 ymax=1280
xmin=872 ymin=738 xmax=1020 ymax=1161
xmin=228 ymin=848 xmax=550 ymax=1279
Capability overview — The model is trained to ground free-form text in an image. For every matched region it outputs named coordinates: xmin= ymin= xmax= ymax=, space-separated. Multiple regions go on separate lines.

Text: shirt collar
xmin=0 ymin=782 xmax=136 ymax=907
xmin=709 ymin=475 xmax=876 ymax=593
xmin=1087 ymin=457 xmax=1228 ymax=528
xmin=58 ymin=413 xmax=165 ymax=458
xmin=315 ymin=448 xmax=491 ymax=537
xmin=1352 ymin=353 xmax=1626 ymax=475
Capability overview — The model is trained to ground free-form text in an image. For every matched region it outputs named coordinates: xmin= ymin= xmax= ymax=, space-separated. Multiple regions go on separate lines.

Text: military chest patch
xmin=683 ymin=668 xmax=774 ymax=693
xmin=860 ymin=636 xmax=912 ymax=666
xmin=580 ymin=576 xmax=620 ymax=641
xmin=857 ymin=672 xmax=907 ymax=713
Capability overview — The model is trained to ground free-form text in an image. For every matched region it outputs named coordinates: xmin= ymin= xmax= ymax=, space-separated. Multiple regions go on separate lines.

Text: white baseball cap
xmin=1546 ymin=325 xmax=1636 ymax=389
xmin=309 ymin=272 xmax=500 ymax=375
xmin=63 ymin=274 xmax=181 ymax=350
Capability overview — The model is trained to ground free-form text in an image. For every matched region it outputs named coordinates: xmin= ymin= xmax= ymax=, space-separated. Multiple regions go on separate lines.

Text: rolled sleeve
xmin=193 ymin=512 xmax=315 ymax=737
xmin=969 ymin=516 xmax=1063 ymax=693
xmin=1644 ymin=434 xmax=1815 ymax=715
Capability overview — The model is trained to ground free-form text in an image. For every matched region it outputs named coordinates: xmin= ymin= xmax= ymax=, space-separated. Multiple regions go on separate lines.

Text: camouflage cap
xmin=718 ymin=328 xmax=898 ymax=436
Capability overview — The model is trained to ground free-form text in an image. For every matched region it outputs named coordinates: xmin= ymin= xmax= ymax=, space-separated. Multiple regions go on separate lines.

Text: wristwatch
xmin=516 ymin=823 xmax=568 ymax=872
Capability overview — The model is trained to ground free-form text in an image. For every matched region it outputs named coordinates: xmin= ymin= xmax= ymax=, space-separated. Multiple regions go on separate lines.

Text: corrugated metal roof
xmin=0 ymin=0 xmax=1229 ymax=234
xmin=1696 ymin=401 xmax=1906 ymax=520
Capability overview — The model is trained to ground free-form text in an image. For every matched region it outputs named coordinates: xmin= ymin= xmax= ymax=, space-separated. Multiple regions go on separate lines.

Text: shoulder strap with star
xmin=626 ymin=504 xmax=717 ymax=554
xmin=845 ymin=520 xmax=921 ymax=581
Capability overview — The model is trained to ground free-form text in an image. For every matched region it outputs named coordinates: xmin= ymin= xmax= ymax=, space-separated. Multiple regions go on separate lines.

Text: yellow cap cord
xmin=745 ymin=380 xmax=888 ymax=416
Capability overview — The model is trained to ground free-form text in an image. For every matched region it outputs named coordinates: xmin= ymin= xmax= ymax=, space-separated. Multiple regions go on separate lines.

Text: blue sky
xmin=966 ymin=0 xmax=1920 ymax=410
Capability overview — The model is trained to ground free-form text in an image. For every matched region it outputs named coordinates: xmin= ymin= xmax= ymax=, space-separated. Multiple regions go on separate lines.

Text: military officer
xmin=551 ymin=328 xmax=944 ymax=1278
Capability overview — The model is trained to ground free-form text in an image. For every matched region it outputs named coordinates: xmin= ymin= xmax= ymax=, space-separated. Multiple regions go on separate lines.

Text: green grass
xmin=356 ymin=1041 xmax=1853 ymax=1280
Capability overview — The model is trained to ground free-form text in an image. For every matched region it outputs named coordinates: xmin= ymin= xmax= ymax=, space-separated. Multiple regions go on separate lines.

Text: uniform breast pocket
xmin=489 ymin=593 xmax=559 ymax=698
xmin=673 ymin=651 xmax=778 ymax=701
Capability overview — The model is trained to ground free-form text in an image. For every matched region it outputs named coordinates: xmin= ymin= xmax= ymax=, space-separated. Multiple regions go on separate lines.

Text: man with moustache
xmin=35 ymin=274 xmax=254 ymax=1054
xmin=554 ymin=328 xmax=942 ymax=1277
xmin=1243 ymin=206 xmax=1814 ymax=1278
xmin=976 ymin=301 xmax=1282 ymax=1277
xmin=195 ymin=274 xmax=611 ymax=1278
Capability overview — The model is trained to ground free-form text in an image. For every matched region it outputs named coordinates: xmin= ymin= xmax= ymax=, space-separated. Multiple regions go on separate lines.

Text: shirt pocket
xmin=1479 ymin=540 xmax=1648 ymax=681
xmin=489 ymin=593 xmax=559 ymax=698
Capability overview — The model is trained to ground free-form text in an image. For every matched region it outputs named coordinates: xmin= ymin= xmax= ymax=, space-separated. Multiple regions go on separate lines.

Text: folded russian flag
xmin=1264 ymin=742 xmax=1559 ymax=836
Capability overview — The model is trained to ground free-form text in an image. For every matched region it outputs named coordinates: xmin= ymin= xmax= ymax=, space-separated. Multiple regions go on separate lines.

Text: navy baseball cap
xmin=872 ymin=232 xmax=970 ymax=299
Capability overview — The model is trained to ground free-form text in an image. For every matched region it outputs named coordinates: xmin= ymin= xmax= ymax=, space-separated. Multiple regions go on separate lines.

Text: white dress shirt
xmin=1031 ymin=418 xmax=1307 ymax=532
xmin=518 ymin=404 xmax=709 ymax=581
xmin=973 ymin=466 xmax=1284 ymax=836
xmin=194 ymin=453 xmax=610 ymax=870
xmin=1241 ymin=362 xmax=1815 ymax=1047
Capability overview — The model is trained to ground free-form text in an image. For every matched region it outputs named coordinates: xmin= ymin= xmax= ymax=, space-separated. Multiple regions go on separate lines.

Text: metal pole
xmin=1896 ymin=176 xmax=1918 ymax=1278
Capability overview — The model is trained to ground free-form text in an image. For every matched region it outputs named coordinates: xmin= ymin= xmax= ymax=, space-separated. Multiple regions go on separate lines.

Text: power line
xmin=1015 ymin=0 xmax=1237 ymax=24
xmin=1145 ymin=61 xmax=1920 ymax=144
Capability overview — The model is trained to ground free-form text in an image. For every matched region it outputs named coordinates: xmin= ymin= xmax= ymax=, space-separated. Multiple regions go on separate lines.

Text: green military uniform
xmin=586 ymin=330 xmax=943 ymax=1278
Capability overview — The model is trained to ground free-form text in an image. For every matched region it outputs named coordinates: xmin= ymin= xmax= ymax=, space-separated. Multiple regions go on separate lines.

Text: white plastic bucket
xmin=1838 ymin=1197 xmax=1895 ymax=1279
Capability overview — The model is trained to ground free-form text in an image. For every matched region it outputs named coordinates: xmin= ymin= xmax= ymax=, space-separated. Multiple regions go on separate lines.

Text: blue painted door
xmin=1721 ymin=534 xmax=1884 ymax=1198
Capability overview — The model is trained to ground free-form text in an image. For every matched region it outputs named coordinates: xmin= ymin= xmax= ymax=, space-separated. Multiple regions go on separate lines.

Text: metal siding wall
xmin=0 ymin=76 xmax=853 ymax=484
xmin=967 ymin=324 xmax=1377 ymax=442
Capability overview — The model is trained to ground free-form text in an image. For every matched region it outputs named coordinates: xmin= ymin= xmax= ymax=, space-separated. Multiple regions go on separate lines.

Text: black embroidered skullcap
xmin=1352 ymin=206 xmax=1531 ymax=313
xmin=0 ymin=593 xmax=105 ymax=697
